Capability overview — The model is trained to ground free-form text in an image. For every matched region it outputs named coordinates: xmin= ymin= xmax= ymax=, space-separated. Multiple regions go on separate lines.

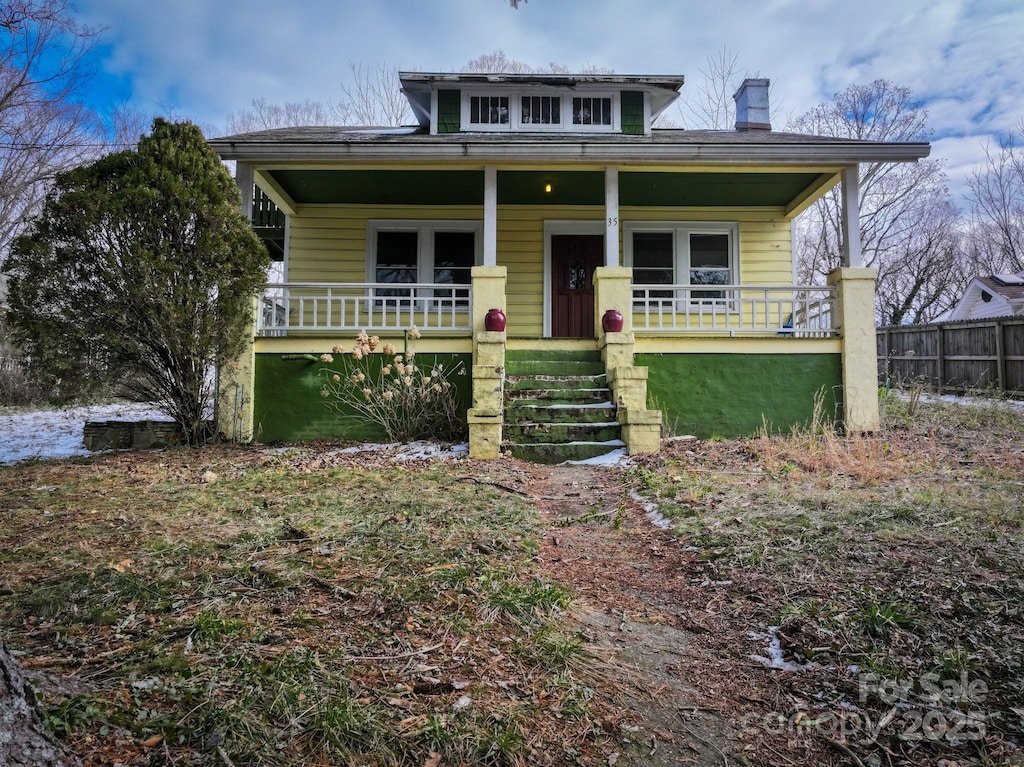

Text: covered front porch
xmin=218 ymin=160 xmax=879 ymax=456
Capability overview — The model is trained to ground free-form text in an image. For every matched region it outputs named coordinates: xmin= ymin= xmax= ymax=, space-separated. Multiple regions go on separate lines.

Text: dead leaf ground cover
xmin=2 ymin=393 xmax=1023 ymax=767
xmin=620 ymin=393 xmax=1024 ymax=766
xmin=0 ymin=447 xmax=623 ymax=765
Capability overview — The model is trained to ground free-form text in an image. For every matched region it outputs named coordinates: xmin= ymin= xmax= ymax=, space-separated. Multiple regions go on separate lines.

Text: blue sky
xmin=72 ymin=0 xmax=1023 ymax=204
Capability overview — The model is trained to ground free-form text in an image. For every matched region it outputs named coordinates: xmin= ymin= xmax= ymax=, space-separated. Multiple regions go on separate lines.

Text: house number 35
xmin=607 ymin=217 xmax=618 ymax=226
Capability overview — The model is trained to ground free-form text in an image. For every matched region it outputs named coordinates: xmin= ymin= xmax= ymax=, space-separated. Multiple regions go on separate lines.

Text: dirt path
xmin=520 ymin=462 xmax=739 ymax=766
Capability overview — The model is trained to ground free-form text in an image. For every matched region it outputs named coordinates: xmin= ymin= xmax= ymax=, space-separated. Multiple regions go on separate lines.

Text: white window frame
xmin=623 ymin=222 xmax=739 ymax=310
xmin=366 ymin=220 xmax=482 ymax=307
xmin=460 ymin=89 xmax=621 ymax=133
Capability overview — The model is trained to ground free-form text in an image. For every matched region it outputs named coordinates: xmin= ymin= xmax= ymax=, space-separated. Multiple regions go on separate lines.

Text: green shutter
xmin=621 ymin=91 xmax=645 ymax=135
xmin=438 ymin=90 xmax=461 ymax=133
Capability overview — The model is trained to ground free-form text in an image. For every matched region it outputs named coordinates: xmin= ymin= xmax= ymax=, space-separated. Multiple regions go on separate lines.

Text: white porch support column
xmin=235 ymin=163 xmax=254 ymax=220
xmin=483 ymin=165 xmax=498 ymax=267
xmin=604 ymin=166 xmax=620 ymax=267
xmin=840 ymin=166 xmax=862 ymax=268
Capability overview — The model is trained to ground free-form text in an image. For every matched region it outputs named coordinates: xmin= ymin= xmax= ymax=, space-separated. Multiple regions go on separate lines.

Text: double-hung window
xmin=624 ymin=223 xmax=738 ymax=308
xmin=369 ymin=221 xmax=481 ymax=307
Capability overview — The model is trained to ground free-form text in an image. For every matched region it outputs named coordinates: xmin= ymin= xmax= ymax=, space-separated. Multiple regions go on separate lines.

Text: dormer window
xmin=522 ymin=95 xmax=561 ymax=125
xmin=573 ymin=97 xmax=612 ymax=126
xmin=461 ymin=89 xmax=621 ymax=133
xmin=469 ymin=95 xmax=509 ymax=125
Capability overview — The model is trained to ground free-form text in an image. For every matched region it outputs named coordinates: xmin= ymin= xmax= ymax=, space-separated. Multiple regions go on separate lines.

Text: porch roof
xmin=210 ymin=127 xmax=929 ymax=213
xmin=208 ymin=126 xmax=930 ymax=167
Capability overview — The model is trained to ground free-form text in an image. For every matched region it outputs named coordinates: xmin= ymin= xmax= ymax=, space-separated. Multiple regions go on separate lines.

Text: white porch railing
xmin=631 ymin=285 xmax=837 ymax=336
xmin=258 ymin=283 xmax=472 ymax=335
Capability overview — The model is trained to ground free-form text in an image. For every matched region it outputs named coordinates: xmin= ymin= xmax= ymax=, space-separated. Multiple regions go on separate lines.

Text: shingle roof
xmin=208 ymin=125 xmax=930 ymax=166
xmin=978 ymin=274 xmax=1024 ymax=301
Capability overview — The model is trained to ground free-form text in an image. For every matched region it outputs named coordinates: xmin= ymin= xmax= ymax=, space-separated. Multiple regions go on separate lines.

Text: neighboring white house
xmin=947 ymin=272 xmax=1024 ymax=321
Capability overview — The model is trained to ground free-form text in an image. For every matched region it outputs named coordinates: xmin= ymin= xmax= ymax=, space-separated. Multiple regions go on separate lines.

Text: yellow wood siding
xmin=284 ymin=203 xmax=793 ymax=338
xmin=287 ymin=205 xmax=484 ymax=283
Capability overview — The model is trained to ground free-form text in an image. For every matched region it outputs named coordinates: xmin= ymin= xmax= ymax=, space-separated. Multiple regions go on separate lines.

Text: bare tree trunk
xmin=0 ymin=639 xmax=78 ymax=766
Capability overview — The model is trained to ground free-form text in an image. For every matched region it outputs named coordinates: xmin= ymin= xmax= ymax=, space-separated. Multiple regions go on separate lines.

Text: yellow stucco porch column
xmin=216 ymin=296 xmax=258 ymax=442
xmin=468 ymin=266 xmax=507 ymax=459
xmin=828 ymin=267 xmax=880 ymax=432
xmin=593 ymin=267 xmax=662 ymax=454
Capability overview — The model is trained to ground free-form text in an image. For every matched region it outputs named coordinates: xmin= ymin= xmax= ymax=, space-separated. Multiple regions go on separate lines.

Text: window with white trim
xmin=572 ymin=96 xmax=612 ymax=126
xmin=521 ymin=95 xmax=561 ymax=125
xmin=469 ymin=95 xmax=509 ymax=126
xmin=624 ymin=223 xmax=738 ymax=305
xmin=368 ymin=222 xmax=481 ymax=305
xmin=461 ymin=90 xmax=619 ymax=132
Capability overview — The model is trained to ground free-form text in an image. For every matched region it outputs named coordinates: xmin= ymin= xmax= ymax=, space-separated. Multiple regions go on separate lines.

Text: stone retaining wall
xmin=83 ymin=420 xmax=191 ymax=451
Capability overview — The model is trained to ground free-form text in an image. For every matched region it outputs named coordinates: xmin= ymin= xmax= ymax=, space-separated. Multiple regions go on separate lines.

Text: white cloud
xmin=74 ymin=0 xmax=1023 ymax=201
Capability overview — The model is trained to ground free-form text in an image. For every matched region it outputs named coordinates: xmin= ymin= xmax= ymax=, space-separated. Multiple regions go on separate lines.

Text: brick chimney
xmin=733 ymin=78 xmax=771 ymax=131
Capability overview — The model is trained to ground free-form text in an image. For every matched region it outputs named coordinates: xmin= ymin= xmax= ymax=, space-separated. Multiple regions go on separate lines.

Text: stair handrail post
xmin=594 ymin=267 xmax=662 ymax=455
xmin=468 ymin=265 xmax=507 ymax=459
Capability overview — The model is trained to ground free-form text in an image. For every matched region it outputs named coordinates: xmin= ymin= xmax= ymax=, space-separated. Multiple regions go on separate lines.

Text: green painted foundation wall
xmin=253 ymin=352 xmax=472 ymax=443
xmin=639 ymin=353 xmax=843 ymax=438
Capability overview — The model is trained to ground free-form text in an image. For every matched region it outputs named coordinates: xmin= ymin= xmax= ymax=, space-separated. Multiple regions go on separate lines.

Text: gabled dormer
xmin=399 ymin=72 xmax=684 ymax=137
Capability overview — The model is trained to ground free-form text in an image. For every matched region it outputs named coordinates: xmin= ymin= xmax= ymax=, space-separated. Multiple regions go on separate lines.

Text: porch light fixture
xmin=544 ymin=181 xmax=552 ymax=193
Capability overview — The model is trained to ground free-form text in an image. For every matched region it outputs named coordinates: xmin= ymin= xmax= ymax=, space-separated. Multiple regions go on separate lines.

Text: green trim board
xmin=265 ymin=169 xmax=822 ymax=207
xmin=269 ymin=170 xmax=485 ymax=205
xmin=253 ymin=352 xmax=472 ymax=443
xmin=497 ymin=170 xmax=605 ymax=205
xmin=638 ymin=352 xmax=842 ymax=438
xmin=620 ymin=172 xmax=822 ymax=207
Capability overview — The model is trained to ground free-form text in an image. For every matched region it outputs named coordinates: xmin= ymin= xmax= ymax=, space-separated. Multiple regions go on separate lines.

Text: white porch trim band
xmin=841 ymin=166 xmax=863 ymax=268
xmin=605 ymin=165 xmax=619 ymax=267
xmin=483 ymin=164 xmax=497 ymax=267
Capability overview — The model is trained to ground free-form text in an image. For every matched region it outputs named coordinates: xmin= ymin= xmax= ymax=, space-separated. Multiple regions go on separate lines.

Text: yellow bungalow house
xmin=208 ymin=71 xmax=929 ymax=461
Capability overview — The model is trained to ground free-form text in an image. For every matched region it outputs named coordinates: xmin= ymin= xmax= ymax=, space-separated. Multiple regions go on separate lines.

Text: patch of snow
xmin=629 ymin=489 xmax=673 ymax=530
xmin=393 ymin=441 xmax=469 ymax=461
xmin=561 ymin=447 xmax=629 ymax=466
xmin=544 ymin=402 xmax=615 ymax=410
xmin=748 ymin=626 xmax=819 ymax=672
xmin=892 ymin=390 xmax=1024 ymax=412
xmin=0 ymin=402 xmax=168 ymax=465
xmin=323 ymin=440 xmax=469 ymax=461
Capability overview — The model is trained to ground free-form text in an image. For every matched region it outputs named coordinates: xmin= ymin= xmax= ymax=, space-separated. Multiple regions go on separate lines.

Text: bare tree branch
xmin=788 ymin=80 xmax=963 ymax=323
xmin=0 ymin=0 xmax=103 ymax=269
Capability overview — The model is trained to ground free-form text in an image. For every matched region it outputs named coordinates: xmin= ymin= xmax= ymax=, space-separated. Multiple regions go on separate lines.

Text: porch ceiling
xmin=265 ymin=168 xmax=828 ymax=208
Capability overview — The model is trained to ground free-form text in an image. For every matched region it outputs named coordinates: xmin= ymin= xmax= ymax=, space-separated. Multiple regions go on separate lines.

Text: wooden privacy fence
xmin=877 ymin=317 xmax=1024 ymax=396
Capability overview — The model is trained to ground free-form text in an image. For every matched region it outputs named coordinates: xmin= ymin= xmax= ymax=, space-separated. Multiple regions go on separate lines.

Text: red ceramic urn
xmin=484 ymin=308 xmax=506 ymax=332
xmin=602 ymin=308 xmax=624 ymax=333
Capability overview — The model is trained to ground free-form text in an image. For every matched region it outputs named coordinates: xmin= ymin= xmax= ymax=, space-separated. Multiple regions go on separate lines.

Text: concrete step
xmin=504 ymin=439 xmax=626 ymax=464
xmin=506 ymin=389 xmax=613 ymax=405
xmin=505 ymin=402 xmax=616 ymax=424
xmin=504 ymin=421 xmax=621 ymax=444
xmin=506 ymin=374 xmax=607 ymax=391
xmin=505 ymin=359 xmax=605 ymax=377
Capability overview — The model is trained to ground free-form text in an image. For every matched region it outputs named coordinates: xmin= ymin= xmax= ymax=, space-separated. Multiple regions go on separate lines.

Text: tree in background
xmin=967 ymin=123 xmax=1024 ymax=274
xmin=788 ymin=80 xmax=962 ymax=324
xmin=223 ymin=52 xmax=613 ymax=134
xmin=0 ymin=0 xmax=102 ymax=268
xmin=3 ymin=120 xmax=270 ymax=442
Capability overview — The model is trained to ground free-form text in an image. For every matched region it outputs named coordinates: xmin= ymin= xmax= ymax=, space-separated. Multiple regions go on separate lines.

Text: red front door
xmin=551 ymin=234 xmax=603 ymax=338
